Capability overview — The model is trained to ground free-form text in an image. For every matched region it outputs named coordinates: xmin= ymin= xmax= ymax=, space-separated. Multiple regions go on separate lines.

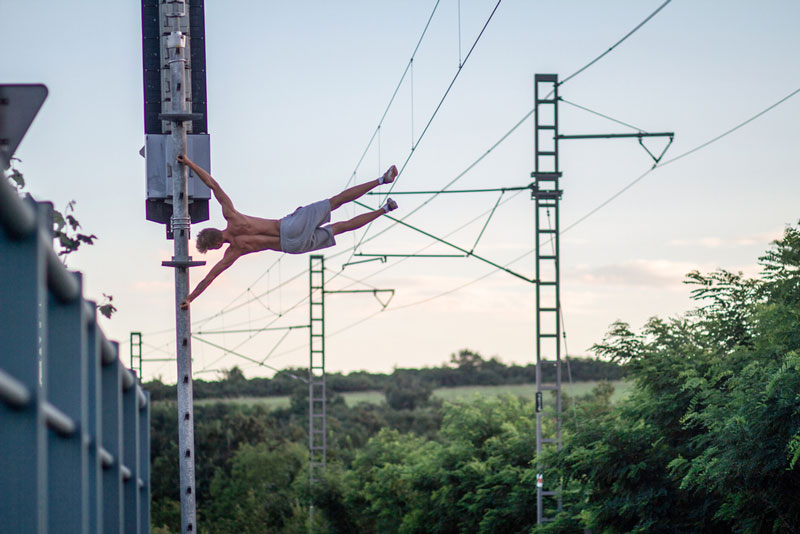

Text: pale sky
xmin=3 ymin=0 xmax=798 ymax=383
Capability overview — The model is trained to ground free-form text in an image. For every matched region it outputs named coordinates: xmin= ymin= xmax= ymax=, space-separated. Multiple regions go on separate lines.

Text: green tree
xmin=384 ymin=372 xmax=433 ymax=410
xmin=5 ymin=160 xmax=115 ymax=317
xmin=204 ymin=440 xmax=308 ymax=534
xmin=342 ymin=396 xmax=538 ymax=534
xmin=539 ymin=222 xmax=800 ymax=533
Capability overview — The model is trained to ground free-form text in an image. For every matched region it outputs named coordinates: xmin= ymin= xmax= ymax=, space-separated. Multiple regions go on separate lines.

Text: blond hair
xmin=196 ymin=228 xmax=224 ymax=253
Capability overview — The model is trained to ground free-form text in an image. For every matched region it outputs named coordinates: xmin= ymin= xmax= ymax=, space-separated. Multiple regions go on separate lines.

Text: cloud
xmin=571 ymin=259 xmax=701 ymax=287
xmin=669 ymin=230 xmax=783 ymax=248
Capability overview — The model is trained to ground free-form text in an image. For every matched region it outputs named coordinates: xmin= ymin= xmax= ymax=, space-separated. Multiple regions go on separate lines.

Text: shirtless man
xmin=177 ymin=154 xmax=398 ymax=309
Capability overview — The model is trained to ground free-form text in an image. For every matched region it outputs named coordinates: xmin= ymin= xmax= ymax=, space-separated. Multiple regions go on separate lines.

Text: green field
xmin=195 ymin=380 xmax=630 ymax=409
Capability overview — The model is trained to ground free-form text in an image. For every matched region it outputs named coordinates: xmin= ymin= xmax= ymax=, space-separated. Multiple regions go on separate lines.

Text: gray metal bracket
xmin=158 ymin=112 xmax=204 ymax=123
xmin=161 ymin=259 xmax=206 ymax=268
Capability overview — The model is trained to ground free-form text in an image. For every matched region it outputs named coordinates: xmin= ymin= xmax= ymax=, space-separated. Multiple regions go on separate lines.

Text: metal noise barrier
xmin=0 ymin=174 xmax=151 ymax=534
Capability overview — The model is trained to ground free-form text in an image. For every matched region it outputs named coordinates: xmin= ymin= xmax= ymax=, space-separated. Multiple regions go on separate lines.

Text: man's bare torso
xmin=224 ymin=211 xmax=282 ymax=254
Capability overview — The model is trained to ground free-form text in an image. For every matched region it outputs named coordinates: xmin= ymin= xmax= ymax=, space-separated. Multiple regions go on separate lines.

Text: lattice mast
xmin=308 ymin=255 xmax=327 ymax=531
xmin=533 ymin=73 xmax=563 ymax=524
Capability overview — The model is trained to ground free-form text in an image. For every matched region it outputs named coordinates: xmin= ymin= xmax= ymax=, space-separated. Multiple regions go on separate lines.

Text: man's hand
xmin=180 ymin=298 xmax=191 ymax=310
xmin=177 ymin=154 xmax=192 ymax=166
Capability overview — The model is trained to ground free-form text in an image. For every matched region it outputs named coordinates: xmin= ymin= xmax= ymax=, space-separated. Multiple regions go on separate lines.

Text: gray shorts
xmin=279 ymin=199 xmax=336 ymax=254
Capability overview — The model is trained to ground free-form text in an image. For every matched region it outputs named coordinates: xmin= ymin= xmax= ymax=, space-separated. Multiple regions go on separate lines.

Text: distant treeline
xmin=145 ymin=349 xmax=623 ymax=401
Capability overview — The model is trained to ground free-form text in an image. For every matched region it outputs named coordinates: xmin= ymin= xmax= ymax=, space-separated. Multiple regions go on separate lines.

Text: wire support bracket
xmin=353 ymin=200 xmax=536 ymax=284
xmin=557 ymin=131 xmax=675 ymax=165
xmin=325 ymin=288 xmax=396 ymax=309
xmin=366 ymin=184 xmax=535 ymax=195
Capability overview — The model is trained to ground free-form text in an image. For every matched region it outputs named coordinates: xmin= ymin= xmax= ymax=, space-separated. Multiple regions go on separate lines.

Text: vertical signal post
xmin=142 ymin=0 xmax=210 ymax=532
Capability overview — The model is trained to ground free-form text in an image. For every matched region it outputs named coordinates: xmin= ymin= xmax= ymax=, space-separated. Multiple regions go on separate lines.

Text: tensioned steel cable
xmin=181 ymin=0 xmax=663 ymax=327
xmin=161 ymin=3 xmax=733 ymax=379
xmin=561 ymin=85 xmax=800 ymax=235
xmin=343 ymin=0 xmax=668 ymax=266
xmin=145 ymin=2 xmax=445 ymax=338
xmin=192 ymin=335 xmax=307 ymax=382
xmin=337 ymin=189 xmax=526 ymax=288
xmin=145 ymin=0 xmax=680 ymax=352
xmin=195 ymin=256 xmax=283 ymax=327
xmin=560 ymin=98 xmax=646 ymax=132
xmin=214 ymin=81 xmax=791 ymax=363
xmin=179 ymin=3 xmax=449 ymax=332
xmin=186 ymin=108 xmax=535 ymax=330
xmin=348 ymin=0 xmax=505 ymax=259
xmin=197 ymin=291 xmax=312 ymax=372
xmin=346 ymin=0 xmax=443 ymax=189
xmin=558 ymin=0 xmax=672 ymax=87
xmin=144 ymin=0 xmax=673 ymax=342
xmin=326 ymin=108 xmax=534 ymax=269
xmin=384 ymin=85 xmax=800 ymax=310
xmin=197 ymin=190 xmax=529 ymax=370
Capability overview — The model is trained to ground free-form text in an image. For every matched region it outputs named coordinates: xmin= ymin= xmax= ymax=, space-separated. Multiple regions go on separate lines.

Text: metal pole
xmin=533 ymin=73 xmax=563 ymax=524
xmin=308 ymin=255 xmax=326 ymax=533
xmin=130 ymin=332 xmax=142 ymax=376
xmin=166 ymin=4 xmax=198 ymax=532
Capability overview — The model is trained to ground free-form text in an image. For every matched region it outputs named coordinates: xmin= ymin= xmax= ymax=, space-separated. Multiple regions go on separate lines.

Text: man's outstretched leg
xmin=329 ymin=199 xmax=398 ymax=236
xmin=329 ymin=165 xmax=398 ymax=210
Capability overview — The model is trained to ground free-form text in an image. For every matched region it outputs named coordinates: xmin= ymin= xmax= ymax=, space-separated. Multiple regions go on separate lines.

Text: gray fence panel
xmin=85 ymin=310 xmax=104 ymax=534
xmin=0 ymin=178 xmax=150 ymax=534
xmin=1 ymin=179 xmax=150 ymax=533
xmin=139 ymin=390 xmax=151 ymax=534
xmin=46 ymin=271 xmax=89 ymax=534
xmin=123 ymin=372 xmax=141 ymax=534
xmin=0 ymin=201 xmax=49 ymax=534
xmin=102 ymin=347 xmax=124 ymax=533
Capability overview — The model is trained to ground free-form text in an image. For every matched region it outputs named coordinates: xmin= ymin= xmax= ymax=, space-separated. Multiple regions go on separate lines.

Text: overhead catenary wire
xmin=162 ymin=43 xmax=535 ymax=340
xmin=197 ymin=190 xmax=530 ymax=372
xmin=557 ymin=0 xmax=673 ymax=87
xmin=560 ymin=98 xmax=646 ymax=133
xmin=369 ymin=0 xmax=673 ymax=227
xmin=328 ymin=0 xmax=677 ymax=277
xmin=168 ymin=36 xmax=773 ymax=385
xmin=194 ymin=286 xmax=316 ymax=374
xmin=233 ymin=80 xmax=798 ymax=369
xmin=192 ymin=334 xmax=307 ymax=383
xmin=561 ymin=85 xmax=800 ymax=236
xmin=346 ymin=0 xmax=443 ymax=189
xmin=189 ymin=110 xmax=536 ymax=335
xmin=143 ymin=0 xmax=704 ymax=381
xmin=348 ymin=0 xmax=505 ymax=257
xmin=380 ymin=84 xmax=800 ymax=312
xmin=193 ymin=172 xmax=528 ymax=371
xmin=353 ymin=195 xmax=534 ymax=283
xmin=141 ymin=0 xmax=674 ymax=348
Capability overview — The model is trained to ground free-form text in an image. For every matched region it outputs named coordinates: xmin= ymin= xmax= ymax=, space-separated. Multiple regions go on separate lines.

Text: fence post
xmin=1 ymin=186 xmax=151 ymax=533
xmin=123 ymin=370 xmax=142 ymax=534
xmin=46 ymin=271 xmax=89 ymax=533
xmin=101 ymin=343 xmax=124 ymax=533
xmin=85 ymin=305 xmax=104 ymax=534
xmin=139 ymin=390 xmax=151 ymax=532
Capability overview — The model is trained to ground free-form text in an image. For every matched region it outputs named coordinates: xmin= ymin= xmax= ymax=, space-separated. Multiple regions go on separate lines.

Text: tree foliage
xmin=4 ymin=160 xmax=114 ymax=317
xmin=538 ymin=222 xmax=800 ymax=533
xmin=149 ymin=223 xmax=800 ymax=534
